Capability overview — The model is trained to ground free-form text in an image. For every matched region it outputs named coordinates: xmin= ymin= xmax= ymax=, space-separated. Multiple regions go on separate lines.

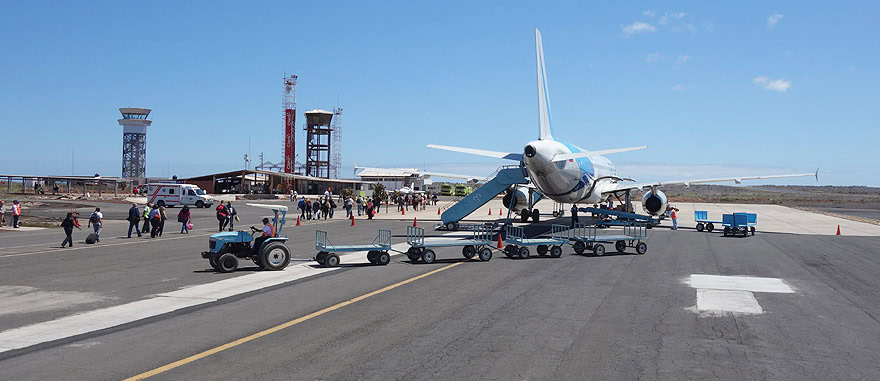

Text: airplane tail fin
xmin=536 ymin=28 xmax=554 ymax=141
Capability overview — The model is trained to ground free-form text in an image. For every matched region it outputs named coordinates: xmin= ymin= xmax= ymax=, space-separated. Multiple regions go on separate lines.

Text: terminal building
xmin=355 ymin=168 xmax=431 ymax=192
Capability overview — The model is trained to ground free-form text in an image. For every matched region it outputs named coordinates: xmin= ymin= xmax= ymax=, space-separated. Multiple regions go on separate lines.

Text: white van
xmin=146 ymin=183 xmax=214 ymax=208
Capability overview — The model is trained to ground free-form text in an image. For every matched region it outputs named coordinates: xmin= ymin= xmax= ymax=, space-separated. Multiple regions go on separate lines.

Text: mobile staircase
xmin=438 ymin=165 xmax=528 ymax=230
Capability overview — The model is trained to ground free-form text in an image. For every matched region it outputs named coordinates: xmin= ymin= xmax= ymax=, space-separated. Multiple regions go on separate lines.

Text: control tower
xmin=304 ymin=109 xmax=333 ymax=178
xmin=118 ymin=107 xmax=152 ymax=179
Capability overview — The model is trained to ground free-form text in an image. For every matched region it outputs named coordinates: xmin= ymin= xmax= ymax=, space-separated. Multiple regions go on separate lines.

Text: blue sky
xmin=1 ymin=1 xmax=877 ymax=185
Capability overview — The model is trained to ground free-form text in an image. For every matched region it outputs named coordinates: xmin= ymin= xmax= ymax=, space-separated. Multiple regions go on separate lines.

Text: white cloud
xmin=645 ymin=52 xmax=662 ymax=62
xmin=753 ymin=76 xmax=791 ymax=92
xmin=767 ymin=13 xmax=784 ymax=29
xmin=622 ymin=21 xmax=657 ymax=37
xmin=659 ymin=11 xmax=686 ymax=26
xmin=643 ymin=10 xmax=655 ymax=18
xmin=670 ymin=84 xmax=684 ymax=91
xmin=674 ymin=55 xmax=692 ymax=67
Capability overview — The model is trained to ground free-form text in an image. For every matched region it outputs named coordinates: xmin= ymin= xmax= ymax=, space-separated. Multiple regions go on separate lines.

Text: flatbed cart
xmin=694 ymin=211 xmax=722 ymax=232
xmin=569 ymin=223 xmax=648 ymax=256
xmin=502 ymin=224 xmax=569 ymax=259
xmin=314 ymin=229 xmax=392 ymax=267
xmin=406 ymin=225 xmax=495 ymax=264
xmin=722 ymin=213 xmax=757 ymax=237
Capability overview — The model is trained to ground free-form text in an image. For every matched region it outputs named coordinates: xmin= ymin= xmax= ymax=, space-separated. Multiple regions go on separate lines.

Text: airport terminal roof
xmin=356 ymin=168 xmax=422 ymax=178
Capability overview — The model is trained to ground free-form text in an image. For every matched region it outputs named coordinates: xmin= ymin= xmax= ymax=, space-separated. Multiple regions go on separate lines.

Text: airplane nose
xmin=524 ymin=145 xmax=536 ymax=158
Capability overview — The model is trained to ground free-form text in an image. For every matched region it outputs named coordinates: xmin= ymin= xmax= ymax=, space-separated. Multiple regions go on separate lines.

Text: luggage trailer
xmin=569 ymin=223 xmax=648 ymax=256
xmin=314 ymin=229 xmax=393 ymax=267
xmin=722 ymin=213 xmax=757 ymax=237
xmin=502 ymin=224 xmax=570 ymax=259
xmin=694 ymin=211 xmax=722 ymax=232
xmin=406 ymin=225 xmax=495 ymax=264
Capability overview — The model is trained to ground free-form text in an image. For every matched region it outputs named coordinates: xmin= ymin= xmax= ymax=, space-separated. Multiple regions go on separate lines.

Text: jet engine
xmin=502 ymin=186 xmax=531 ymax=215
xmin=641 ymin=189 xmax=668 ymax=216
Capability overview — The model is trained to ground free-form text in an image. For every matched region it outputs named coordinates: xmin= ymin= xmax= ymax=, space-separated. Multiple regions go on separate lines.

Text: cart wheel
xmin=615 ymin=240 xmax=626 ymax=253
xmin=422 ymin=249 xmax=436 ymax=264
xmin=751 ymin=226 xmax=756 ymax=236
xmin=325 ymin=254 xmax=340 ymax=267
xmin=504 ymin=245 xmax=516 ymax=257
xmin=462 ymin=245 xmax=476 ymax=259
xmin=367 ymin=251 xmax=377 ymax=264
xmin=518 ymin=246 xmax=530 ymax=259
xmin=696 ymin=223 xmax=704 ymax=232
xmin=478 ymin=247 xmax=492 ymax=261
xmin=260 ymin=242 xmax=291 ymax=270
xmin=593 ymin=244 xmax=606 ymax=257
xmin=636 ymin=242 xmax=647 ymax=255
xmin=537 ymin=245 xmax=548 ymax=256
xmin=217 ymin=253 xmax=239 ymax=273
xmin=376 ymin=251 xmax=391 ymax=265
xmin=707 ymin=223 xmax=715 ymax=232
xmin=550 ymin=245 xmax=562 ymax=258
xmin=723 ymin=227 xmax=729 ymax=236
xmin=573 ymin=241 xmax=586 ymax=255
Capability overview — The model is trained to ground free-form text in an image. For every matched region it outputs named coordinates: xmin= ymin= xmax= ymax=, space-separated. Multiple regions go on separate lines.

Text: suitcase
xmin=85 ymin=233 xmax=98 ymax=244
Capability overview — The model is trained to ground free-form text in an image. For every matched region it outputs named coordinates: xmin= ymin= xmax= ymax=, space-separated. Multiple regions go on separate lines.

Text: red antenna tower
xmin=282 ymin=74 xmax=298 ymax=174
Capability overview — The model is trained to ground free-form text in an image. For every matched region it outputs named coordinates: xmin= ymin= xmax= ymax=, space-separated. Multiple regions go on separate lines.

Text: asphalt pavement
xmin=1 ymin=201 xmax=879 ymax=380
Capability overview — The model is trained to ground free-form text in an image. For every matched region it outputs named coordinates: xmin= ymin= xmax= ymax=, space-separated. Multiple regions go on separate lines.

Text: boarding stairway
xmin=440 ymin=166 xmax=528 ymax=229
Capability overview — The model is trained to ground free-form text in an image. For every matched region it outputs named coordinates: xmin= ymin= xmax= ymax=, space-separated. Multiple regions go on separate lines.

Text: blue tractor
xmin=201 ymin=204 xmax=292 ymax=273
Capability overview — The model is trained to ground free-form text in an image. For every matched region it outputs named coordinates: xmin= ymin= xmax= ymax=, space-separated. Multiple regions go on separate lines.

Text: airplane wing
xmin=601 ymin=169 xmax=819 ymax=194
xmin=551 ymin=145 xmax=648 ymax=162
xmin=426 ymin=144 xmax=523 ymax=161
xmin=353 ymin=164 xmax=483 ymax=182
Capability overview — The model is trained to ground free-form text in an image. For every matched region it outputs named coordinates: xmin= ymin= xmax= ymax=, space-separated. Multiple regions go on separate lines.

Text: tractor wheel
xmin=376 ymin=251 xmax=391 ymax=266
xmin=573 ymin=241 xmax=586 ymax=255
xmin=260 ymin=243 xmax=290 ymax=270
xmin=550 ymin=245 xmax=562 ymax=258
xmin=696 ymin=223 xmax=704 ymax=232
xmin=636 ymin=242 xmax=648 ymax=255
xmin=253 ymin=255 xmax=263 ymax=269
xmin=421 ymin=249 xmax=436 ymax=264
xmin=537 ymin=245 xmax=548 ymax=256
xmin=615 ymin=240 xmax=627 ymax=253
xmin=217 ymin=253 xmax=238 ymax=273
xmin=209 ymin=256 xmax=219 ymax=271
xmin=462 ymin=245 xmax=476 ymax=259
xmin=324 ymin=254 xmax=340 ymax=267
xmin=593 ymin=244 xmax=606 ymax=257
xmin=707 ymin=223 xmax=715 ymax=232
xmin=478 ymin=247 xmax=493 ymax=261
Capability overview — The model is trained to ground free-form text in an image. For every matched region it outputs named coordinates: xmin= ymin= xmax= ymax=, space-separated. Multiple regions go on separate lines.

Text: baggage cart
xmin=569 ymin=223 xmax=648 ymax=256
xmin=406 ymin=225 xmax=495 ymax=264
xmin=502 ymin=224 xmax=569 ymax=259
xmin=694 ymin=211 xmax=722 ymax=232
xmin=314 ymin=229 xmax=392 ymax=267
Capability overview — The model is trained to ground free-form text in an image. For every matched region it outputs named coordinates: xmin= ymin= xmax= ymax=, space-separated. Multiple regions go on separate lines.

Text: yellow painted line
xmin=124 ymin=261 xmax=462 ymax=380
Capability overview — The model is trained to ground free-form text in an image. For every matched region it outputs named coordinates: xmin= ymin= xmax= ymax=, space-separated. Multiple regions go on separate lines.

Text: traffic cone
xmin=402 ymin=208 xmax=406 ymax=215
xmin=413 ymin=217 xmax=418 ymax=227
xmin=351 ymin=215 xmax=356 ymax=227
xmin=496 ymin=233 xmax=503 ymax=249
xmin=437 ymin=207 xmax=441 ymax=215
xmin=499 ymin=208 xmax=502 ymax=216
xmin=836 ymin=225 xmax=840 ymax=235
xmin=489 ymin=208 xmax=492 ymax=215
xmin=296 ymin=216 xmax=301 ymax=226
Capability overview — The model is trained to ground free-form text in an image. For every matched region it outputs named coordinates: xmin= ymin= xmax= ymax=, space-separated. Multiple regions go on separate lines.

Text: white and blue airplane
xmin=424 ymin=29 xmax=816 ymax=222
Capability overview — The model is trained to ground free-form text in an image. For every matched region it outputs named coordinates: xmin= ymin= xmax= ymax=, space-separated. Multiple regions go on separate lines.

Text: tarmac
xmin=0 ymin=199 xmax=879 ymax=379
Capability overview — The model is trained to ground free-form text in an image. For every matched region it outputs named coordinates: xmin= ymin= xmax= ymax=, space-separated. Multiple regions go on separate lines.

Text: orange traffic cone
xmin=413 ymin=217 xmax=418 ymax=227
xmin=836 ymin=225 xmax=841 ymax=235
xmin=496 ymin=233 xmax=503 ymax=249
xmin=402 ymin=207 xmax=406 ymax=215
xmin=499 ymin=208 xmax=502 ymax=215
xmin=351 ymin=215 xmax=356 ymax=227
xmin=437 ymin=207 xmax=441 ymax=215
xmin=296 ymin=216 xmax=301 ymax=226
xmin=488 ymin=208 xmax=492 ymax=215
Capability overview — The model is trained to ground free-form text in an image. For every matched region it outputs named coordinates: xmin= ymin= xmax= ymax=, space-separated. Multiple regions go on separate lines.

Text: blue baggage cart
xmin=315 ymin=229 xmax=392 ymax=267
xmin=722 ymin=213 xmax=757 ymax=237
xmin=694 ymin=211 xmax=722 ymax=232
xmin=503 ymin=224 xmax=569 ymax=259
xmin=569 ymin=223 xmax=648 ymax=256
xmin=406 ymin=225 xmax=495 ymax=264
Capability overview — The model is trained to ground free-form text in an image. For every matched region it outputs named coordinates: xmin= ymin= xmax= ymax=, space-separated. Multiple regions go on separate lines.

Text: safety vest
xmin=263 ymin=224 xmax=275 ymax=238
xmin=12 ymin=204 xmax=21 ymax=216
xmin=671 ymin=210 xmax=677 ymax=219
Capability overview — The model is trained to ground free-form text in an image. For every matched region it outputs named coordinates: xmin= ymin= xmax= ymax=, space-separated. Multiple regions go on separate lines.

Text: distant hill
xmin=639 ymin=184 xmax=880 ymax=209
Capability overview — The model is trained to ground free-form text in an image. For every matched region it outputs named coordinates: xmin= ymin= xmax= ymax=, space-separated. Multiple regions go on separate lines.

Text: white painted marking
xmin=685 ymin=274 xmax=794 ymax=293
xmin=696 ymin=289 xmax=763 ymax=314
xmin=0 ymin=237 xmax=438 ymax=353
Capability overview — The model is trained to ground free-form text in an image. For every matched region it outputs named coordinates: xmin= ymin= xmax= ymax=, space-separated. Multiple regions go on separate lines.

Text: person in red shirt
xmin=216 ymin=203 xmax=227 ymax=232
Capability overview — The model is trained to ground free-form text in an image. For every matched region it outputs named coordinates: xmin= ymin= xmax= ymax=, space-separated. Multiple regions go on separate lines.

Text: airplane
xmin=425 ymin=29 xmax=817 ymax=223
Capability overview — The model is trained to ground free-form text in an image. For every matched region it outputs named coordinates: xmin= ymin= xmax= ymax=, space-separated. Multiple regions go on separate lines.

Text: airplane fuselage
xmin=523 ymin=139 xmax=618 ymax=205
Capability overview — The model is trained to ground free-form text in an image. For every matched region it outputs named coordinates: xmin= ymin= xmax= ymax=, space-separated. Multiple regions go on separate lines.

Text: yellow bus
xmin=453 ymin=184 xmax=472 ymax=196
xmin=440 ymin=184 xmax=453 ymax=196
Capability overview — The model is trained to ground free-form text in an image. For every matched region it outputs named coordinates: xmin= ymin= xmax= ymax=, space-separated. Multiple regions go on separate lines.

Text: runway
xmin=1 ymin=201 xmax=879 ymax=379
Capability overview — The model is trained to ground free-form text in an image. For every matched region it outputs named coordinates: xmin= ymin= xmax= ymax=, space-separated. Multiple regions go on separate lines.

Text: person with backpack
xmin=298 ymin=197 xmax=306 ymax=220
xmin=216 ymin=202 xmax=227 ymax=231
xmin=178 ymin=205 xmax=191 ymax=234
xmin=60 ymin=212 xmax=81 ymax=248
xmin=142 ymin=203 xmax=152 ymax=234
xmin=225 ymin=201 xmax=237 ymax=231
xmin=356 ymin=196 xmax=363 ymax=216
xmin=158 ymin=205 xmax=167 ymax=237
xmin=149 ymin=205 xmax=161 ymax=238
xmin=344 ymin=196 xmax=353 ymax=218
xmin=127 ymin=203 xmax=142 ymax=238
xmin=87 ymin=207 xmax=103 ymax=242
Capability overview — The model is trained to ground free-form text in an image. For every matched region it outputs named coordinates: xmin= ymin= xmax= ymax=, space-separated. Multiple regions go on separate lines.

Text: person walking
xmin=216 ymin=202 xmax=227 ymax=231
xmin=570 ymin=204 xmax=579 ymax=229
xmin=312 ymin=198 xmax=321 ymax=220
xmin=305 ymin=199 xmax=313 ymax=220
xmin=87 ymin=207 xmax=103 ymax=242
xmin=356 ymin=196 xmax=363 ymax=216
xmin=225 ymin=201 xmax=237 ymax=231
xmin=0 ymin=200 xmax=5 ymax=227
xmin=178 ymin=205 xmax=191 ymax=234
xmin=60 ymin=212 xmax=81 ymax=248
xmin=328 ymin=198 xmax=336 ymax=219
xmin=432 ymin=194 xmax=438 ymax=206
xmin=158 ymin=205 xmax=167 ymax=237
xmin=142 ymin=203 xmax=152 ymax=234
xmin=321 ymin=199 xmax=330 ymax=220
xmin=298 ymin=197 xmax=307 ymax=220
xmin=344 ymin=196 xmax=353 ymax=218
xmin=11 ymin=200 xmax=22 ymax=228
xmin=149 ymin=205 xmax=161 ymax=238
xmin=366 ymin=199 xmax=374 ymax=220
xmin=127 ymin=203 xmax=142 ymax=238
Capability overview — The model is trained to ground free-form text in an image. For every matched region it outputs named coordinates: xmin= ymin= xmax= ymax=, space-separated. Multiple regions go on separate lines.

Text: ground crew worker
xmin=60 ymin=212 xmax=81 ymax=248
xmin=570 ymin=204 xmax=579 ymax=228
xmin=11 ymin=200 xmax=22 ymax=228
xmin=216 ymin=202 xmax=227 ymax=231
xmin=127 ymin=203 xmax=142 ymax=238
xmin=149 ymin=205 xmax=161 ymax=238
xmin=0 ymin=200 xmax=5 ymax=227
xmin=225 ymin=202 xmax=237 ymax=231
xmin=142 ymin=203 xmax=152 ymax=234
xmin=670 ymin=207 xmax=679 ymax=230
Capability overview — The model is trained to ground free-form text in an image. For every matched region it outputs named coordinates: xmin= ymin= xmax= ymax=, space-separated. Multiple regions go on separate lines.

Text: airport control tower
xmin=118 ymin=107 xmax=152 ymax=180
